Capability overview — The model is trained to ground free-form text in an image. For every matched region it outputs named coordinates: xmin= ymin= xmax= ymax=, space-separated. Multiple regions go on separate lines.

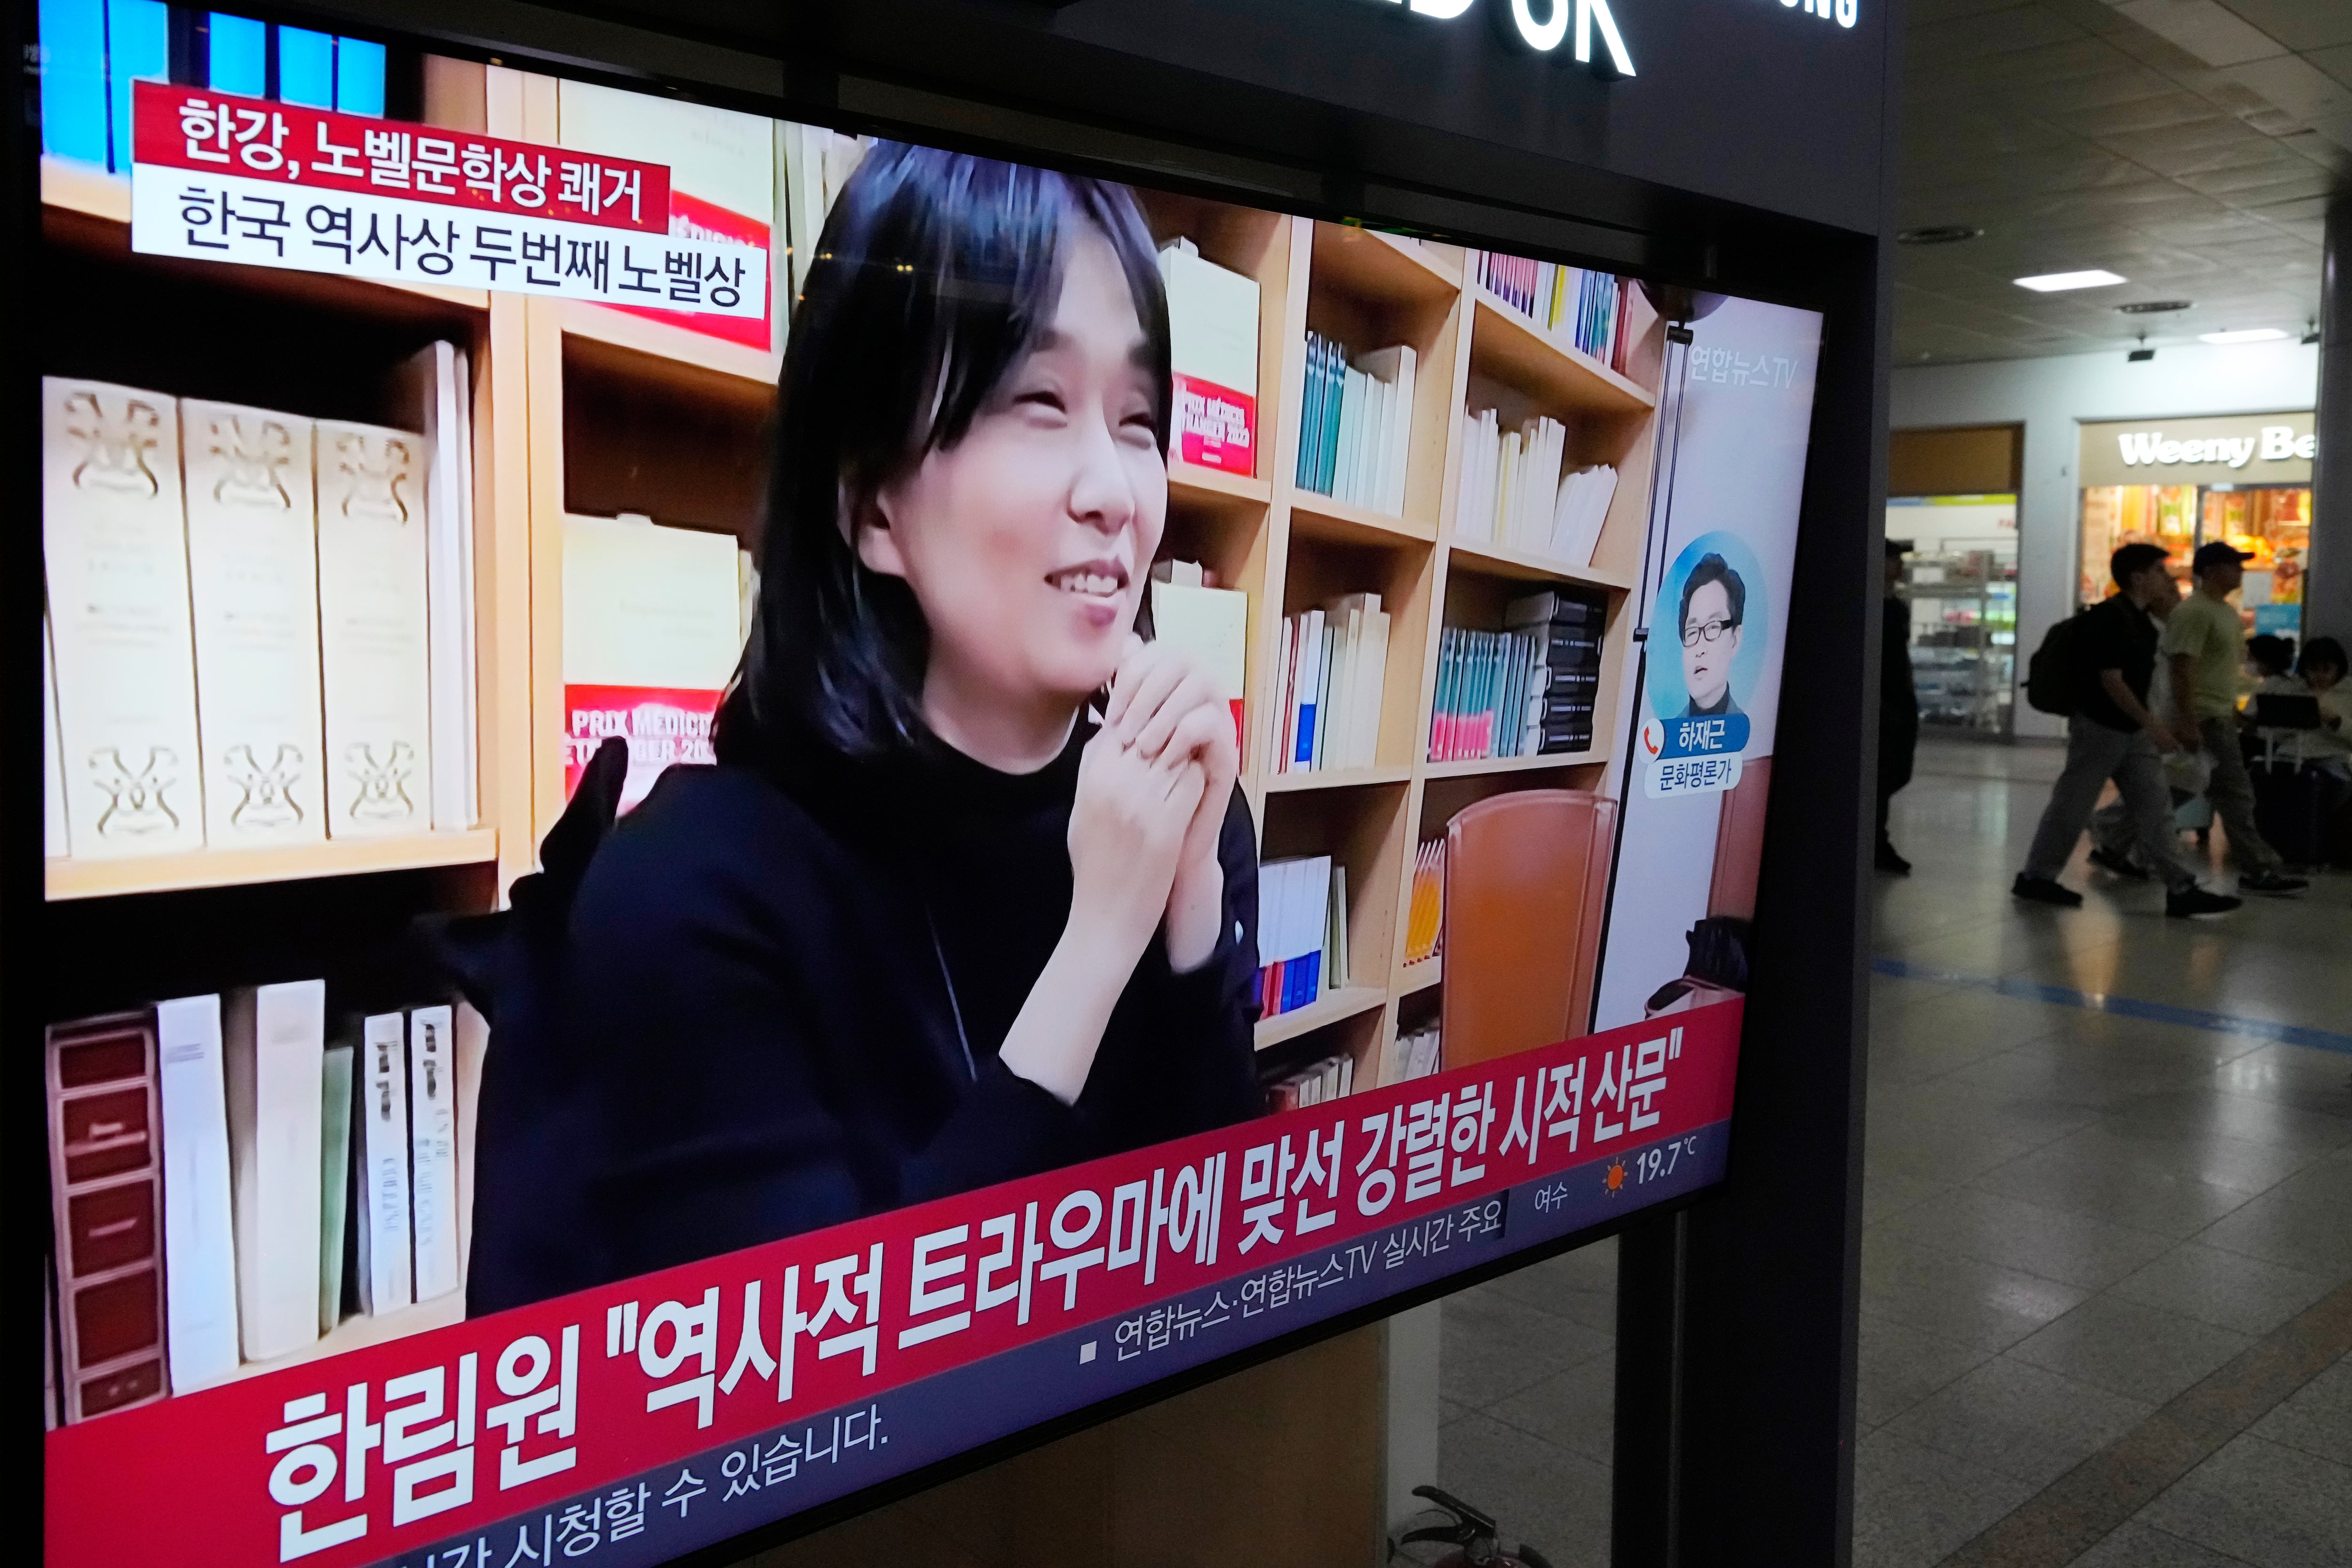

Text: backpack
xmin=2026 ymin=611 xmax=2090 ymax=716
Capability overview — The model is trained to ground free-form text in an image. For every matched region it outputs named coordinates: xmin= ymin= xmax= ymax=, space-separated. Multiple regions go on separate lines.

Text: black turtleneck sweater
xmin=543 ymin=723 xmax=1261 ymax=1291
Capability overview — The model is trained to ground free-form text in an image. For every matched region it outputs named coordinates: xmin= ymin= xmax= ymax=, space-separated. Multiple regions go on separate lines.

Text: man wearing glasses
xmin=1679 ymin=553 xmax=1746 ymax=717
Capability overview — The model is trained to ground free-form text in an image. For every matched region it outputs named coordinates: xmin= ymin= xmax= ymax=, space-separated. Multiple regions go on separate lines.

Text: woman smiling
xmin=469 ymin=144 xmax=1261 ymax=1310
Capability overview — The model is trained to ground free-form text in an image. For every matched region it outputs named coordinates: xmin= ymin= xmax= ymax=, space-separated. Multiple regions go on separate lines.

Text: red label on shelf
xmin=1172 ymin=373 xmax=1255 ymax=476
xmin=133 ymin=80 xmax=671 ymax=234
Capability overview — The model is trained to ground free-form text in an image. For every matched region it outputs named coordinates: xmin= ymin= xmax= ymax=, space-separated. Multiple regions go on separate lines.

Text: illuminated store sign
xmin=1372 ymin=0 xmax=1858 ymax=80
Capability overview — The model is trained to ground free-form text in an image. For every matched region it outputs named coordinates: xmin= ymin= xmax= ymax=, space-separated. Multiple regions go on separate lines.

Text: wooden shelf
xmin=179 ymin=1293 xmax=467 ymax=1393
xmin=1467 ymin=287 xmax=1655 ymax=416
xmin=1263 ymin=765 xmax=1414 ymax=794
xmin=560 ymin=298 xmax=779 ymax=386
xmin=1394 ymin=955 xmax=1441 ymax=996
xmin=47 ymin=830 xmax=499 ymax=901
xmin=42 ymin=156 xmax=490 ymax=314
xmin=1311 ymin=223 xmax=1462 ymax=307
xmin=1446 ymin=533 xmax=1636 ymax=589
xmin=1422 ymin=746 xmax=1608 ymax=780
xmin=1256 ymin=985 xmax=1389 ymax=1050
xmin=1171 ymin=459 xmax=1273 ymax=509
xmin=1289 ymin=488 xmax=1438 ymax=547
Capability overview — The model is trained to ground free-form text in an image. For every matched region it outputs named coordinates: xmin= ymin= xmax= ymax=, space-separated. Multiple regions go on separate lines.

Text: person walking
xmin=2161 ymin=541 xmax=2308 ymax=895
xmin=2085 ymin=566 xmax=2193 ymax=877
xmin=2014 ymin=543 xmax=2241 ymax=916
xmin=1878 ymin=538 xmax=1919 ymax=874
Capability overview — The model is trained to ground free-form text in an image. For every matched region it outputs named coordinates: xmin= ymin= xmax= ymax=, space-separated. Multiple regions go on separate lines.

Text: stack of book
xmin=1268 ymin=594 xmax=1391 ymax=774
xmin=1452 ymin=406 xmax=1619 ymax=567
xmin=43 ymin=987 xmax=482 ymax=1423
xmin=1404 ymin=839 xmax=1446 ymax=965
xmin=1294 ymin=332 xmax=1416 ymax=518
xmin=1159 ymin=239 xmax=1261 ymax=477
xmin=42 ymin=366 xmax=477 ymax=863
xmin=1507 ymin=589 xmax=1606 ymax=755
xmin=1427 ymin=589 xmax=1605 ymax=762
xmin=1393 ymin=1022 xmax=1443 ymax=1082
xmin=1263 ymin=1051 xmax=1357 ymax=1113
xmin=1477 ymin=253 xmax=1632 ymax=373
xmin=1147 ymin=560 xmax=1248 ymax=752
xmin=1258 ymin=855 xmax=1347 ymax=1020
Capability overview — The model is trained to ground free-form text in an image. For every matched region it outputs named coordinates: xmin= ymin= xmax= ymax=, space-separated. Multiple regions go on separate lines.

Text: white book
xmin=1345 ymin=369 xmax=1364 ymax=505
xmin=1302 ymin=854 xmax=1334 ymax=985
xmin=1355 ymin=607 xmax=1391 ymax=768
xmin=42 ymin=377 xmax=207 ymax=858
xmin=1293 ymin=609 xmax=1325 ymax=772
xmin=352 ymin=1011 xmax=413 ymax=1314
xmin=316 ymin=420 xmax=434 ymax=839
xmin=1150 ymin=580 xmax=1249 ymax=748
xmin=223 ymin=980 xmax=327 ymax=1361
xmin=181 ymin=399 xmax=329 ymax=848
xmin=1268 ymin=615 xmax=1294 ymax=774
xmin=407 ymin=1005 xmax=461 ymax=1303
xmin=1328 ymin=605 xmax=1362 ymax=769
xmin=1360 ymin=377 xmax=1388 ymax=511
xmin=1159 ymin=239 xmax=1260 ymax=399
xmin=453 ymin=348 xmax=479 ymax=828
xmin=395 ymin=343 xmax=476 ymax=833
xmin=154 ymin=994 xmax=240 ymax=1390
xmin=1328 ymin=862 xmax=1351 ymax=988
xmin=43 ymin=617 xmax=69 ymax=858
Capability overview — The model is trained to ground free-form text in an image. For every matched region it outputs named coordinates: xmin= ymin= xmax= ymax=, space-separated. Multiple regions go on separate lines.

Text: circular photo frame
xmin=1648 ymin=531 xmax=1771 ymax=723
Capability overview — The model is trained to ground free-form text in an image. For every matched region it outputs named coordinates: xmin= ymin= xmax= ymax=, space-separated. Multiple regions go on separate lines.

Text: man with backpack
xmin=2014 ymin=543 xmax=2241 ymax=916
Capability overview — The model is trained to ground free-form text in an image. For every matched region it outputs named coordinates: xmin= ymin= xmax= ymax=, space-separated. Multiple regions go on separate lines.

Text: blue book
xmin=1296 ymin=335 xmax=1324 ymax=491
xmin=39 ymin=0 xmax=110 ymax=166
xmin=277 ymin=25 xmax=335 ymax=107
xmin=336 ymin=34 xmax=386 ymax=116
xmin=1318 ymin=339 xmax=1344 ymax=495
xmin=207 ymin=12 xmax=266 ymax=96
xmin=106 ymin=0 xmax=168 ymax=173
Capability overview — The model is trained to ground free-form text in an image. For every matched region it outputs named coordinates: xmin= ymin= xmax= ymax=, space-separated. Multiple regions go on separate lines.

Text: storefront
xmin=22 ymin=3 xmax=1896 ymax=1565
xmin=1886 ymin=495 xmax=2018 ymax=737
xmin=2077 ymin=411 xmax=2316 ymax=635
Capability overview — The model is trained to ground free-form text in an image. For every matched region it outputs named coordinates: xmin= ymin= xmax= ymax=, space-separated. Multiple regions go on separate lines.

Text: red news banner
xmin=45 ymin=1002 xmax=1743 ymax=1568
xmin=127 ymin=81 xmax=766 ymax=316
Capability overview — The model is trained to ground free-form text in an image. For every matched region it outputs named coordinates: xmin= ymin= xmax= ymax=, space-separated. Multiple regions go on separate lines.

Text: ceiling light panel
xmin=2014 ymin=269 xmax=2128 ymax=292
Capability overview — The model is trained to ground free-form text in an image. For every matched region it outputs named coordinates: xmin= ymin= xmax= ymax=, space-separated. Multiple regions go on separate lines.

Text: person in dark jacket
xmin=463 ymin=144 xmax=1259 ymax=1313
xmin=1877 ymin=539 xmax=1919 ymax=873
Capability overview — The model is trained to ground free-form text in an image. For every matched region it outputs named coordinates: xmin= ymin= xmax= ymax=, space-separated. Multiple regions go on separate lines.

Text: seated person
xmin=2287 ymin=636 xmax=2351 ymax=779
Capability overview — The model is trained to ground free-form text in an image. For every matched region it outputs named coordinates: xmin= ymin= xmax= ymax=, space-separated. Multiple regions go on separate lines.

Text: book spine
xmin=1319 ymin=342 xmax=1344 ymax=496
xmin=356 ymin=1011 xmax=414 ymax=1314
xmin=422 ymin=342 xmax=474 ymax=832
xmin=225 ymin=981 xmax=326 ymax=1361
xmin=181 ymin=399 xmax=329 ymax=849
xmin=408 ymin=1006 xmax=461 ymax=1302
xmin=316 ymin=422 xmax=434 ymax=839
xmin=319 ymin=1042 xmax=355 ymax=1335
xmin=48 ymin=1014 xmax=172 ymax=1422
xmin=155 ymin=995 xmax=240 ymax=1391
xmin=45 ymin=616 xmax=70 ymax=857
xmin=43 ymin=379 xmax=207 ymax=858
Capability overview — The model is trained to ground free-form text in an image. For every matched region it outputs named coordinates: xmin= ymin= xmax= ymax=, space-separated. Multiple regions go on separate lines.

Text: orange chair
xmin=1439 ymin=789 xmax=1616 ymax=1071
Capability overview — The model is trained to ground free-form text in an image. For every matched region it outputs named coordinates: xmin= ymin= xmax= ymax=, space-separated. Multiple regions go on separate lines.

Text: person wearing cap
xmin=2160 ymin=541 xmax=2307 ymax=894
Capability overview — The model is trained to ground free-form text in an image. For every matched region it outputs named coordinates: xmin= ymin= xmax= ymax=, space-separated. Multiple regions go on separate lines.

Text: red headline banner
xmin=133 ymin=81 xmax=671 ymax=234
xmin=45 ymin=1002 xmax=1743 ymax=1568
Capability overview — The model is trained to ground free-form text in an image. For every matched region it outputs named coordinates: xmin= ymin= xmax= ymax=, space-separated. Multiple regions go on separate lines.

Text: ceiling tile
xmin=2211 ymin=0 xmax=2352 ymax=55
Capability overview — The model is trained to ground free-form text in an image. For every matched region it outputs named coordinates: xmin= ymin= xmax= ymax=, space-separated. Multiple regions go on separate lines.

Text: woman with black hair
xmin=464 ymin=144 xmax=1260 ymax=1311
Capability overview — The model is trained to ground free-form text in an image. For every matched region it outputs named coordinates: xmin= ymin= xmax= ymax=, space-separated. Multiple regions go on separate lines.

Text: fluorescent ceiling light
xmin=2013 ymin=269 xmax=2127 ymax=292
xmin=2197 ymin=327 xmax=2289 ymax=344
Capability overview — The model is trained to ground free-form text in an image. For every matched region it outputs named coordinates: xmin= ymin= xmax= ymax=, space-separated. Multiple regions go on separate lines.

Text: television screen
xmin=36 ymin=24 xmax=1822 ymax=1565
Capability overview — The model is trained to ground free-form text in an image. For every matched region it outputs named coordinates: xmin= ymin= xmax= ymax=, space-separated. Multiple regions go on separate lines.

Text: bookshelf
xmin=37 ymin=64 xmax=1664 ymax=1425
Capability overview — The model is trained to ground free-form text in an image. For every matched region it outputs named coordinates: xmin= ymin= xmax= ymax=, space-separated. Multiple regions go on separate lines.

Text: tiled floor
xmin=1434 ymin=736 xmax=2352 ymax=1567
